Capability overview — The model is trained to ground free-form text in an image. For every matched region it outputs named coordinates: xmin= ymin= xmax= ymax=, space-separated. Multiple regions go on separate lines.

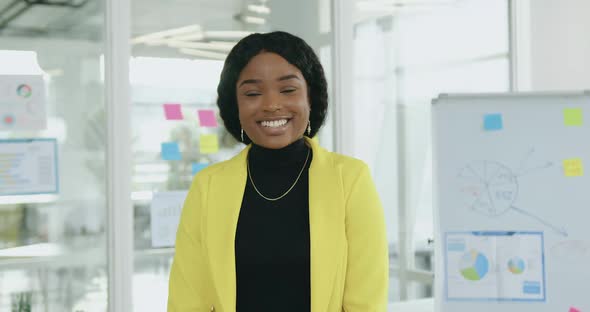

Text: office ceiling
xmin=0 ymin=0 xmax=102 ymax=39
xmin=0 ymin=0 xmax=458 ymax=39
xmin=0 ymin=0 xmax=244 ymax=40
xmin=0 ymin=0 xmax=458 ymax=59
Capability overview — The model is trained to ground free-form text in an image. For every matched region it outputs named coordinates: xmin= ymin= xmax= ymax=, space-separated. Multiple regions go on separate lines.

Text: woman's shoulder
xmin=193 ymin=158 xmax=235 ymax=181
xmin=193 ymin=146 xmax=249 ymax=180
xmin=317 ymin=148 xmax=370 ymax=177
xmin=308 ymin=138 xmax=367 ymax=170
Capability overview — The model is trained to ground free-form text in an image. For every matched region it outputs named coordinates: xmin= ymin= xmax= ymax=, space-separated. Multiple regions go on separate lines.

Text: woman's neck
xmin=248 ymin=138 xmax=308 ymax=169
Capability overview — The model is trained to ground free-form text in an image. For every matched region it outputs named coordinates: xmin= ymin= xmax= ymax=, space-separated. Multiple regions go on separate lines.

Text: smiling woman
xmin=236 ymin=52 xmax=310 ymax=149
xmin=168 ymin=31 xmax=389 ymax=312
xmin=216 ymin=31 xmax=328 ymax=147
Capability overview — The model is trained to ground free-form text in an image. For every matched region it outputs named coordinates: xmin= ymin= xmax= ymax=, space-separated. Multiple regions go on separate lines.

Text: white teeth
xmin=261 ymin=119 xmax=288 ymax=128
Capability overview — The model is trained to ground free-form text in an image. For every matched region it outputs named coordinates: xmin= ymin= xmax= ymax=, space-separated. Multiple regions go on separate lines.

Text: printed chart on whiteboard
xmin=445 ymin=231 xmax=545 ymax=302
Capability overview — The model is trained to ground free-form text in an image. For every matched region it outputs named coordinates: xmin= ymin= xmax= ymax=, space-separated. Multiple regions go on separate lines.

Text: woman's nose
xmin=262 ymin=93 xmax=281 ymax=112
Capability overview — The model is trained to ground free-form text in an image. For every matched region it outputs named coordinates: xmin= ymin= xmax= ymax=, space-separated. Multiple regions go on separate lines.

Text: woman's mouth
xmin=257 ymin=118 xmax=291 ymax=135
xmin=260 ymin=119 xmax=289 ymax=128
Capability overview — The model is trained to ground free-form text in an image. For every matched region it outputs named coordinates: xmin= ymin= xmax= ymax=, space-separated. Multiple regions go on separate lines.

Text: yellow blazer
xmin=168 ymin=137 xmax=388 ymax=312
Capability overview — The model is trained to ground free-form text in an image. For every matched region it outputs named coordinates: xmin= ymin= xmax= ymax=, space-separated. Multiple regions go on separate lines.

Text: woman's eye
xmin=281 ymin=88 xmax=296 ymax=94
xmin=245 ymin=92 xmax=261 ymax=97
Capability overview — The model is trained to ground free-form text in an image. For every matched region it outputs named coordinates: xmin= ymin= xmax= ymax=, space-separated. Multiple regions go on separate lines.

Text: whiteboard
xmin=432 ymin=92 xmax=590 ymax=312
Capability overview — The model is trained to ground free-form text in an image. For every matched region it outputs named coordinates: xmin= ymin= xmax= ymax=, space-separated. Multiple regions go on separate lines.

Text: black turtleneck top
xmin=235 ymin=138 xmax=312 ymax=312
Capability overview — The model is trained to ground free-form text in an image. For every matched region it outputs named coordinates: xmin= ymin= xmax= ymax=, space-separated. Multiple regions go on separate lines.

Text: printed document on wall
xmin=0 ymin=75 xmax=47 ymax=131
xmin=150 ymin=191 xmax=188 ymax=248
xmin=0 ymin=139 xmax=58 ymax=196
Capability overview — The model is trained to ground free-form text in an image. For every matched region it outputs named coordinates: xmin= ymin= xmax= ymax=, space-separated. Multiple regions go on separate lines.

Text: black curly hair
xmin=216 ymin=31 xmax=328 ymax=144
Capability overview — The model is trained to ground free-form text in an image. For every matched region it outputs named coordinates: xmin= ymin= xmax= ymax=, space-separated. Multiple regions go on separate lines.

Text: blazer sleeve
xmin=168 ymin=174 xmax=208 ymax=311
xmin=342 ymin=163 xmax=389 ymax=312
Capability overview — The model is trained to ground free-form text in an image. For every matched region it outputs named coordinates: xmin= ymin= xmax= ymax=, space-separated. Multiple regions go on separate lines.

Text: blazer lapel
xmin=205 ymin=139 xmax=343 ymax=312
xmin=307 ymin=138 xmax=345 ymax=312
xmin=205 ymin=146 xmax=249 ymax=311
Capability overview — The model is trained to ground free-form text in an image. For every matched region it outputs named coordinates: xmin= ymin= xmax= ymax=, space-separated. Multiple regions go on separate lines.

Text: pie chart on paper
xmin=460 ymin=249 xmax=489 ymax=281
xmin=508 ymin=257 xmax=526 ymax=274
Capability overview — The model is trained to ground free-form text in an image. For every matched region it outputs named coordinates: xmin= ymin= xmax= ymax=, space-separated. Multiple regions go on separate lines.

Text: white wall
xmin=525 ymin=0 xmax=590 ymax=91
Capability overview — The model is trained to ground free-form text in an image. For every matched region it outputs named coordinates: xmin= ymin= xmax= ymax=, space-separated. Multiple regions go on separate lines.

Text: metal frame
xmin=331 ymin=0 xmax=355 ymax=157
xmin=105 ymin=0 xmax=132 ymax=310
xmin=509 ymin=0 xmax=532 ymax=92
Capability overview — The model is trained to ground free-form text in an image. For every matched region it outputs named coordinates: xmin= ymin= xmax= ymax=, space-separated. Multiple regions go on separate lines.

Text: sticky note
xmin=483 ymin=114 xmax=503 ymax=131
xmin=198 ymin=109 xmax=218 ymax=127
xmin=161 ymin=142 xmax=182 ymax=160
xmin=564 ymin=108 xmax=583 ymax=126
xmin=191 ymin=163 xmax=208 ymax=175
xmin=563 ymin=158 xmax=583 ymax=177
xmin=200 ymin=134 xmax=219 ymax=154
xmin=163 ymin=103 xmax=183 ymax=120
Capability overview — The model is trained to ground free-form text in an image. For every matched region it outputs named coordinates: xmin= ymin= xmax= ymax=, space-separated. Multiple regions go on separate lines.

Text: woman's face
xmin=236 ymin=52 xmax=310 ymax=149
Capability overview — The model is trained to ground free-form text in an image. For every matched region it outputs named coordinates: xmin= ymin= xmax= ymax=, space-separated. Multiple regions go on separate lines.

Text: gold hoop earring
xmin=307 ymin=121 xmax=311 ymax=136
xmin=241 ymin=128 xmax=244 ymax=142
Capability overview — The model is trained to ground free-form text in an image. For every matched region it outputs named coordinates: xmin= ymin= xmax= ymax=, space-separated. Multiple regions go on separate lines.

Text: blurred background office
xmin=0 ymin=0 xmax=589 ymax=311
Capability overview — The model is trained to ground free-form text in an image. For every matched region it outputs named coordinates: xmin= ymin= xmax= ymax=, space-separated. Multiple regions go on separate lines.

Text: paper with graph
xmin=445 ymin=231 xmax=545 ymax=301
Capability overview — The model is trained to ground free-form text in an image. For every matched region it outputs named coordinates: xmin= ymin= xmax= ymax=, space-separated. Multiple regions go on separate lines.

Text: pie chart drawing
xmin=458 ymin=160 xmax=519 ymax=216
xmin=460 ymin=249 xmax=489 ymax=281
xmin=508 ymin=257 xmax=526 ymax=275
xmin=17 ymin=84 xmax=32 ymax=98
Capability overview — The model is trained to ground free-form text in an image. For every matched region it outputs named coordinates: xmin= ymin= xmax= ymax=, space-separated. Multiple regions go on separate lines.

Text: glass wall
xmin=352 ymin=0 xmax=511 ymax=303
xmin=0 ymin=1 xmax=108 ymax=310
xmin=129 ymin=0 xmax=334 ymax=310
xmin=0 ymin=0 xmax=512 ymax=310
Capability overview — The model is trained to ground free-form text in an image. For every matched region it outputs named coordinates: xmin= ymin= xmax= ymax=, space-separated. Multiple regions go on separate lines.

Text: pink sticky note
xmin=569 ymin=307 xmax=581 ymax=312
xmin=198 ymin=109 xmax=218 ymax=127
xmin=163 ymin=104 xmax=184 ymax=120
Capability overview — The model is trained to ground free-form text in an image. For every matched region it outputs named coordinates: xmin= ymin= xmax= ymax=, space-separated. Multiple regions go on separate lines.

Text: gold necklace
xmin=247 ymin=147 xmax=310 ymax=201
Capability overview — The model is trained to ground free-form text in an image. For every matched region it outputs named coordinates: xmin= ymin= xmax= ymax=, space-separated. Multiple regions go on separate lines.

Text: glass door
xmin=0 ymin=1 xmax=109 ymax=311
xmin=129 ymin=0 xmax=334 ymax=310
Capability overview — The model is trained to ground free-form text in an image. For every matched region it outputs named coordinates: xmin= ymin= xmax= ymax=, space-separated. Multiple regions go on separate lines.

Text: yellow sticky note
xmin=200 ymin=134 xmax=219 ymax=154
xmin=564 ymin=108 xmax=583 ymax=126
xmin=564 ymin=158 xmax=583 ymax=177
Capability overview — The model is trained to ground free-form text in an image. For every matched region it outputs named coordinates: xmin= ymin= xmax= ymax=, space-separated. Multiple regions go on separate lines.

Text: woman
xmin=168 ymin=31 xmax=388 ymax=312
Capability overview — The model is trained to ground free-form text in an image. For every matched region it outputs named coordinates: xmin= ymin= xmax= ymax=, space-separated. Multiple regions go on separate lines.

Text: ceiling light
xmin=131 ymin=24 xmax=202 ymax=45
xmin=241 ymin=15 xmax=266 ymax=25
xmin=203 ymin=31 xmax=253 ymax=39
xmin=247 ymin=4 xmax=271 ymax=14
xmin=168 ymin=33 xmax=205 ymax=42
xmin=179 ymin=48 xmax=227 ymax=60
xmin=166 ymin=41 xmax=235 ymax=52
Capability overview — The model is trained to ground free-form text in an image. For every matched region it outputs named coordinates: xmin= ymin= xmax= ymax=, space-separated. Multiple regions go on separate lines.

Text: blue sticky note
xmin=484 ymin=114 xmax=503 ymax=131
xmin=161 ymin=142 xmax=182 ymax=161
xmin=191 ymin=163 xmax=208 ymax=175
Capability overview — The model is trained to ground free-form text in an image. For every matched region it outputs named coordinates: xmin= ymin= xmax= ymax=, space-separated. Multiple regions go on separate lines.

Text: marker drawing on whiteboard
xmin=511 ymin=206 xmax=568 ymax=237
xmin=458 ymin=150 xmax=568 ymax=237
